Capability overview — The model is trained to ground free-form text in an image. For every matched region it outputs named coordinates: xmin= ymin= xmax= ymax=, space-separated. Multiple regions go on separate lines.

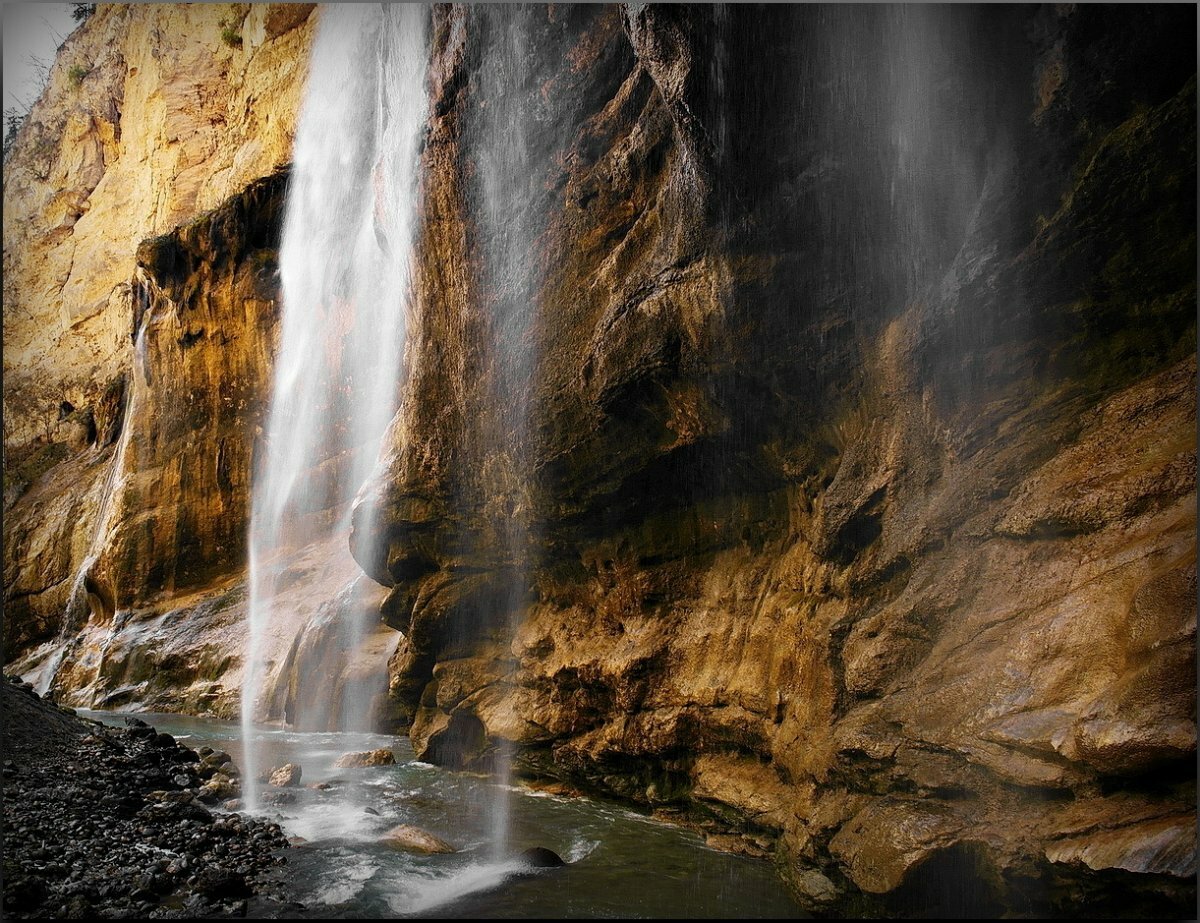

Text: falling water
xmin=28 ymin=291 xmax=150 ymax=698
xmin=467 ymin=6 xmax=545 ymax=862
xmin=242 ymin=5 xmax=428 ymax=814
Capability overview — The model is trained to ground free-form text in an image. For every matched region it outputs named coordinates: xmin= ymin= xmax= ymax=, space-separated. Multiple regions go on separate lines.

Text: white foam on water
xmin=566 ymin=838 xmax=601 ymax=864
xmin=307 ymin=854 xmax=381 ymax=905
xmin=382 ymin=859 xmax=526 ymax=917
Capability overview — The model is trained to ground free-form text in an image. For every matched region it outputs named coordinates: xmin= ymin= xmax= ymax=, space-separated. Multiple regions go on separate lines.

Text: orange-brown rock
xmin=267 ymin=763 xmax=302 ymax=788
xmin=380 ymin=824 xmax=455 ymax=855
xmin=334 ymin=749 xmax=397 ymax=770
xmin=1 ymin=4 xmax=1194 ymax=917
xmin=3 ymin=4 xmax=317 ymax=710
xmin=352 ymin=5 xmax=1195 ymax=916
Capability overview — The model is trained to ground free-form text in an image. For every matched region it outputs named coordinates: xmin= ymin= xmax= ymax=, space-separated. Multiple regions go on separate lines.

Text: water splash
xmin=242 ymin=4 xmax=429 ymax=814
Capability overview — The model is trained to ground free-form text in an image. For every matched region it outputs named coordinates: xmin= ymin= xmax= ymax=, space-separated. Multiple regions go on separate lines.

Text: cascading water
xmin=241 ymin=4 xmax=429 ymax=815
xmin=26 ymin=290 xmax=150 ymax=698
xmin=468 ymin=6 xmax=544 ymax=862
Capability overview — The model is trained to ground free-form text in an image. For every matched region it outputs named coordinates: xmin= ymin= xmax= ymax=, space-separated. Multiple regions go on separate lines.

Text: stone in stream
xmin=380 ymin=824 xmax=455 ymax=854
xmin=334 ymin=748 xmax=395 ymax=769
xmin=266 ymin=763 xmax=302 ymax=787
xmin=518 ymin=847 xmax=565 ymax=869
xmin=197 ymin=774 xmax=240 ymax=803
xmin=200 ymin=750 xmax=231 ymax=770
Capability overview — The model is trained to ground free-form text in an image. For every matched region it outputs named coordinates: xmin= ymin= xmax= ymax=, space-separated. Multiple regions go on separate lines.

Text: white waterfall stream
xmin=241 ymin=4 xmax=428 ymax=815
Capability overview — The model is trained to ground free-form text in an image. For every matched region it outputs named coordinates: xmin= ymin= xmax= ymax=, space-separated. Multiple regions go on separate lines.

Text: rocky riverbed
xmin=1 ymin=676 xmax=291 ymax=919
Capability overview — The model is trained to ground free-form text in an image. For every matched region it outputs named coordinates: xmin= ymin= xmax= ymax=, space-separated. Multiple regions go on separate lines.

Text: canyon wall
xmin=4 ymin=3 xmax=315 ymax=711
xmin=3 ymin=4 xmax=1194 ymax=916
xmin=355 ymin=5 xmax=1196 ymax=915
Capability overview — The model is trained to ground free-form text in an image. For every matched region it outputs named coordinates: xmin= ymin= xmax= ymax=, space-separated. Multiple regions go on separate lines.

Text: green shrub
xmin=218 ymin=18 xmax=243 ymax=48
xmin=68 ymin=64 xmax=90 ymax=88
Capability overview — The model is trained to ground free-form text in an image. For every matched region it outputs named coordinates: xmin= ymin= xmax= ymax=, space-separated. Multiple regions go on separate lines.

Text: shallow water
xmin=81 ymin=711 xmax=805 ymax=919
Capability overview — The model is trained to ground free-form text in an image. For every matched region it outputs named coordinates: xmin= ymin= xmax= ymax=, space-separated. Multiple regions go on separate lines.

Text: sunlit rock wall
xmin=3 ymin=4 xmax=315 ymax=709
xmin=1 ymin=3 xmax=1194 ymax=914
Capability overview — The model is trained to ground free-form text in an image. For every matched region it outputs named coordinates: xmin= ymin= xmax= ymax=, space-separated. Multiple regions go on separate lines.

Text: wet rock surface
xmin=380 ymin=824 xmax=456 ymax=855
xmin=1 ymin=677 xmax=292 ymax=919
xmin=333 ymin=749 xmax=396 ymax=769
xmin=353 ymin=4 xmax=1195 ymax=916
xmin=0 ymin=3 xmax=1194 ymax=917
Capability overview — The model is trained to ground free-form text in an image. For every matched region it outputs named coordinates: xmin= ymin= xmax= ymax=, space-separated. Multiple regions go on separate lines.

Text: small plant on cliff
xmin=72 ymin=4 xmax=96 ymax=23
xmin=67 ymin=64 xmax=90 ymax=88
xmin=218 ymin=17 xmax=243 ymax=48
xmin=3 ymin=107 xmax=27 ymax=161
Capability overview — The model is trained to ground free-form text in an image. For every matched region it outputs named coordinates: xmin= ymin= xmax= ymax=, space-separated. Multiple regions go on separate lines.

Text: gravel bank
xmin=2 ymin=676 xmax=291 ymax=918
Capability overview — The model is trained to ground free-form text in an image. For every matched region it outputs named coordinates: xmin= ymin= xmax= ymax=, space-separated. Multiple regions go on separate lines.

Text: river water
xmin=81 ymin=711 xmax=804 ymax=918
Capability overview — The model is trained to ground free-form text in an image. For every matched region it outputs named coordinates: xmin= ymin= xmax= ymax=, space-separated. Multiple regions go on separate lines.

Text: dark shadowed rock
xmin=518 ymin=847 xmax=565 ymax=869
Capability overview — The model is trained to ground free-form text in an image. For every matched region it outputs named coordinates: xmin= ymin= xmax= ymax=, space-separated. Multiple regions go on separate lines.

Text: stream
xmin=81 ymin=711 xmax=805 ymax=918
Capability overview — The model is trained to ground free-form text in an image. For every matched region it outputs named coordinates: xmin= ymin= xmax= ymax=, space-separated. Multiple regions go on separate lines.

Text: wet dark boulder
xmin=518 ymin=847 xmax=566 ymax=869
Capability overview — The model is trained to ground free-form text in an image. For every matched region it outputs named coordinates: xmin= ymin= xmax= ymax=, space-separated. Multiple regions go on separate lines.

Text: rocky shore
xmin=2 ymin=676 xmax=290 ymax=919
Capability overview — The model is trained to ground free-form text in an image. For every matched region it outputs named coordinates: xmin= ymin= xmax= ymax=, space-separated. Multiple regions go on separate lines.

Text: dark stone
xmin=518 ymin=847 xmax=566 ymax=869
xmin=193 ymin=868 xmax=251 ymax=900
xmin=3 ymin=873 xmax=48 ymax=913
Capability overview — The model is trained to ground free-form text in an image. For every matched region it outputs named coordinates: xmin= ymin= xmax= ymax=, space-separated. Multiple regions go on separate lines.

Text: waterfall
xmin=25 ymin=292 xmax=150 ymax=698
xmin=467 ymin=6 xmax=544 ymax=862
xmin=242 ymin=4 xmax=428 ymax=814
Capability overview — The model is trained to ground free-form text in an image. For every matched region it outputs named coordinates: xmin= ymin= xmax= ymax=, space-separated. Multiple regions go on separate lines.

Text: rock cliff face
xmin=353 ymin=4 xmax=1196 ymax=915
xmin=4 ymin=4 xmax=315 ymax=712
xmin=2 ymin=3 xmax=1194 ymax=916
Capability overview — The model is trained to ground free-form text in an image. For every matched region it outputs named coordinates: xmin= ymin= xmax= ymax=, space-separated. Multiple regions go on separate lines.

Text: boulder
xmin=197 ymin=775 xmax=240 ymax=804
xmin=380 ymin=824 xmax=455 ymax=854
xmin=334 ymin=749 xmax=395 ymax=769
xmin=518 ymin=846 xmax=565 ymax=869
xmin=267 ymin=763 xmax=302 ymax=787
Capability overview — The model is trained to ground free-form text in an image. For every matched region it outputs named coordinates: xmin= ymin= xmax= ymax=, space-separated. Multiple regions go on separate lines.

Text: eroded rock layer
xmin=2 ymin=3 xmax=1195 ymax=916
xmin=353 ymin=5 xmax=1196 ymax=915
xmin=4 ymin=4 xmax=317 ymax=710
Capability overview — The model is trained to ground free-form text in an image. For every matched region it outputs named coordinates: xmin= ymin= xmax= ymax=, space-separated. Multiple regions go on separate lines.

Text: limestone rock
xmin=3 ymin=4 xmax=315 ymax=712
xmin=267 ymin=763 xmax=302 ymax=788
xmin=1 ymin=3 xmax=1194 ymax=918
xmin=1045 ymin=816 xmax=1196 ymax=879
xmin=350 ymin=5 xmax=1195 ymax=917
xmin=3 ymin=4 xmax=315 ymax=450
xmin=334 ymin=749 xmax=396 ymax=769
xmin=380 ymin=824 xmax=455 ymax=854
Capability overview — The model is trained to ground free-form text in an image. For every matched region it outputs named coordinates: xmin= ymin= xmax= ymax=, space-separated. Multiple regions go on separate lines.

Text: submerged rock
xmin=380 ymin=824 xmax=455 ymax=854
xmin=334 ymin=749 xmax=395 ymax=769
